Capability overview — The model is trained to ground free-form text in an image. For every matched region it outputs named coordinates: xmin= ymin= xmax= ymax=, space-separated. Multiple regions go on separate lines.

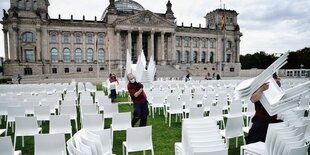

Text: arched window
xmin=184 ymin=51 xmax=189 ymax=63
xmin=193 ymin=51 xmax=198 ymax=63
xmin=22 ymin=32 xmax=33 ymax=42
xmin=98 ymin=48 xmax=105 ymax=63
xmin=87 ymin=48 xmax=93 ymax=63
xmin=75 ymin=48 xmax=82 ymax=63
xmin=63 ymin=48 xmax=70 ymax=63
xmin=201 ymin=51 xmax=206 ymax=63
xmin=51 ymin=48 xmax=58 ymax=63
xmin=176 ymin=50 xmax=181 ymax=63
xmin=210 ymin=51 xmax=214 ymax=63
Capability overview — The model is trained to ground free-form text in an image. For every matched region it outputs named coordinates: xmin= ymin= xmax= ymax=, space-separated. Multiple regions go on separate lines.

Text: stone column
xmin=150 ymin=31 xmax=154 ymax=60
xmin=207 ymin=38 xmax=210 ymax=63
xmin=82 ymin=32 xmax=86 ymax=62
xmin=235 ymin=38 xmax=240 ymax=63
xmin=94 ymin=33 xmax=98 ymax=62
xmin=181 ymin=36 xmax=184 ymax=62
xmin=138 ymin=30 xmax=143 ymax=56
xmin=36 ymin=28 xmax=41 ymax=61
xmin=70 ymin=32 xmax=74 ymax=62
xmin=9 ymin=27 xmax=18 ymax=61
xmin=190 ymin=37 xmax=193 ymax=63
xmin=2 ymin=29 xmax=9 ymax=60
xmin=160 ymin=32 xmax=165 ymax=64
xmin=127 ymin=30 xmax=132 ymax=54
xmin=115 ymin=30 xmax=120 ymax=62
xmin=58 ymin=31 xmax=62 ymax=62
xmin=198 ymin=38 xmax=202 ymax=63
xmin=171 ymin=33 xmax=176 ymax=64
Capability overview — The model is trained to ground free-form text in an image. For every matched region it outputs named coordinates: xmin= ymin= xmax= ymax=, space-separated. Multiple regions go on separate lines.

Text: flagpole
xmin=108 ymin=39 xmax=110 ymax=74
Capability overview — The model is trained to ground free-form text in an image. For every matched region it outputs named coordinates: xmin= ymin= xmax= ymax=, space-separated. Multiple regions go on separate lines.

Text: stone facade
xmin=1 ymin=0 xmax=242 ymax=78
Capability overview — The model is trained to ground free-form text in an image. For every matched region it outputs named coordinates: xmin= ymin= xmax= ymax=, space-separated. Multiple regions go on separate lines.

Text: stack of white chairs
xmin=175 ymin=118 xmax=228 ymax=155
xmin=241 ymin=121 xmax=309 ymax=155
xmin=67 ymin=128 xmax=114 ymax=155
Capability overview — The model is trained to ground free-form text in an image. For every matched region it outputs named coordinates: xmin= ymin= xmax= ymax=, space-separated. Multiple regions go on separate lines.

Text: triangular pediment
xmin=114 ymin=10 xmax=176 ymax=28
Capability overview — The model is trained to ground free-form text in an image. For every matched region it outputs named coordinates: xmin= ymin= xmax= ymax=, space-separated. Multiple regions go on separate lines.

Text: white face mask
xmin=130 ymin=78 xmax=136 ymax=83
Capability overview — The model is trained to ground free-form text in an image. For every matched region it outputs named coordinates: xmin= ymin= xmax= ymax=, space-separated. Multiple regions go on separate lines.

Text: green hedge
xmin=0 ymin=78 xmax=13 ymax=84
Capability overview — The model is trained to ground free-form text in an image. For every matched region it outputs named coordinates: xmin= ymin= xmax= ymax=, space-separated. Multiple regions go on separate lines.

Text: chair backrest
xmin=79 ymin=129 xmax=103 ymax=155
xmin=60 ymin=105 xmax=77 ymax=119
xmin=80 ymin=104 xmax=98 ymax=115
xmin=34 ymin=133 xmax=66 ymax=155
xmin=111 ymin=112 xmax=131 ymax=130
xmin=228 ymin=101 xmax=242 ymax=116
xmin=0 ymin=136 xmax=15 ymax=155
xmin=276 ymin=133 xmax=304 ymax=155
xmin=92 ymin=129 xmax=113 ymax=154
xmin=169 ymin=100 xmax=183 ymax=112
xmin=7 ymin=106 xmax=25 ymax=122
xmin=15 ymin=116 xmax=39 ymax=135
xmin=126 ymin=126 xmax=153 ymax=151
xmin=49 ymin=115 xmax=71 ymax=134
xmin=189 ymin=107 xmax=204 ymax=119
xmin=82 ymin=114 xmax=104 ymax=131
xmin=225 ymin=115 xmax=243 ymax=138
xmin=103 ymin=104 xmax=119 ymax=118
xmin=209 ymin=104 xmax=223 ymax=117
xmin=34 ymin=106 xmax=50 ymax=121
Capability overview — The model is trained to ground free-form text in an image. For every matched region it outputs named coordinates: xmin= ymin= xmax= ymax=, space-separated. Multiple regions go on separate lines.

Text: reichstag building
xmin=1 ymin=0 xmax=242 ymax=78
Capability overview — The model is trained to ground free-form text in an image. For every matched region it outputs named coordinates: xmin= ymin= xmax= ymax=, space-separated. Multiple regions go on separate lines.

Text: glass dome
xmin=102 ymin=0 xmax=145 ymax=20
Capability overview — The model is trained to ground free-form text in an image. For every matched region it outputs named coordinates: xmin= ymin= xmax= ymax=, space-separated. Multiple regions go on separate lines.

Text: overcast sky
xmin=0 ymin=0 xmax=309 ymax=57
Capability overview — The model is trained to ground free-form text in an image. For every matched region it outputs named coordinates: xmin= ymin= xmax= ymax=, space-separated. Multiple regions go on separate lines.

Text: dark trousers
xmin=110 ymin=89 xmax=116 ymax=102
xmin=131 ymin=101 xmax=149 ymax=127
xmin=245 ymin=116 xmax=282 ymax=144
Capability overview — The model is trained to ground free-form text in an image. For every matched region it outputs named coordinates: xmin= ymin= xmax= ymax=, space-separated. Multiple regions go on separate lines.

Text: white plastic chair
xmin=0 ymin=136 xmax=22 ymax=155
xmin=242 ymin=100 xmax=255 ymax=127
xmin=49 ymin=115 xmax=72 ymax=137
xmin=34 ymin=106 xmax=50 ymax=123
xmin=103 ymin=104 xmax=119 ymax=119
xmin=111 ymin=112 xmax=132 ymax=144
xmin=188 ymin=107 xmax=204 ymax=119
xmin=224 ymin=100 xmax=242 ymax=118
xmin=209 ymin=104 xmax=225 ymax=129
xmin=14 ymin=116 xmax=42 ymax=149
xmin=6 ymin=106 xmax=25 ymax=135
xmin=122 ymin=126 xmax=154 ymax=155
xmin=220 ymin=115 xmax=245 ymax=148
xmin=149 ymin=94 xmax=165 ymax=118
xmin=34 ymin=133 xmax=67 ymax=155
xmin=80 ymin=104 xmax=98 ymax=124
xmin=166 ymin=100 xmax=183 ymax=127
xmin=59 ymin=105 xmax=78 ymax=130
xmin=82 ymin=114 xmax=104 ymax=131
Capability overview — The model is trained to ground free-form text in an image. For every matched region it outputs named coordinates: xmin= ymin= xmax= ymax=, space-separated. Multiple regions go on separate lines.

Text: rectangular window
xmin=77 ymin=68 xmax=81 ymax=72
xmin=87 ymin=35 xmax=93 ymax=44
xmin=24 ymin=68 xmax=32 ymax=75
xmin=100 ymin=67 xmax=105 ymax=70
xmin=76 ymin=35 xmax=81 ymax=44
xmin=89 ymin=67 xmax=93 ymax=72
xmin=230 ymin=68 xmax=235 ymax=72
xmin=25 ymin=49 xmax=34 ymax=62
xmin=176 ymin=37 xmax=181 ymax=47
xmin=63 ymin=34 xmax=69 ymax=43
xmin=64 ymin=68 xmax=69 ymax=73
xmin=52 ymin=68 xmax=57 ymax=74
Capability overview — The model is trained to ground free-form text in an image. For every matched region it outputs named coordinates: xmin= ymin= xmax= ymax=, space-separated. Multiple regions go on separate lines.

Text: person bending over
xmin=127 ymin=73 xmax=149 ymax=127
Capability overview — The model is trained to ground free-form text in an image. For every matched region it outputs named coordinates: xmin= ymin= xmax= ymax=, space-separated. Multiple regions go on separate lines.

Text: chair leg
xmin=236 ymin=137 xmax=238 ymax=148
xmin=152 ymin=107 xmax=154 ymax=118
xmin=5 ymin=120 xmax=8 ymax=136
xmin=22 ymin=136 xmax=24 ymax=147
xmin=111 ymin=130 xmax=114 ymax=147
xmin=151 ymin=148 xmax=154 ymax=155
xmin=14 ymin=135 xmax=16 ymax=149
xmin=169 ymin=113 xmax=171 ymax=127
xmin=143 ymin=150 xmax=146 ymax=155
xmin=226 ymin=138 xmax=229 ymax=148
xmin=122 ymin=144 xmax=125 ymax=155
